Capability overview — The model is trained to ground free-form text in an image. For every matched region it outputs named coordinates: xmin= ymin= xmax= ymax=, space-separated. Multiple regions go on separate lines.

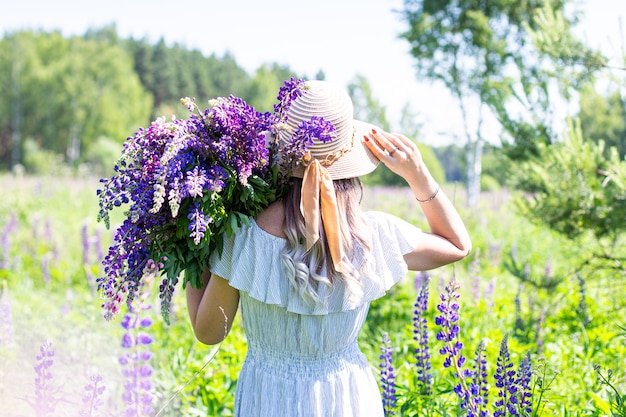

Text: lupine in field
xmin=414 ymin=270 xmax=429 ymax=293
xmin=413 ymin=279 xmax=433 ymax=396
xmin=435 ymin=276 xmax=480 ymax=415
xmin=80 ymin=374 xmax=106 ymax=417
xmin=472 ymin=341 xmax=490 ymax=416
xmin=119 ymin=279 xmax=155 ymax=417
xmin=516 ymin=354 xmax=533 ymax=415
xmin=32 ymin=340 xmax=59 ymax=417
xmin=82 ymin=222 xmax=90 ymax=265
xmin=380 ymin=332 xmax=397 ymax=416
xmin=0 ymin=281 xmax=14 ymax=346
xmin=576 ymin=274 xmax=590 ymax=327
xmin=494 ymin=335 xmax=514 ymax=417
xmin=1 ymin=212 xmax=17 ymax=270
xmin=536 ymin=307 xmax=547 ymax=354
xmin=514 ymin=283 xmax=524 ymax=332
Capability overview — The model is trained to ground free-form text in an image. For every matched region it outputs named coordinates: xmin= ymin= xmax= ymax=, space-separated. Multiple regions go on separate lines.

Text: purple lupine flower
xmin=494 ymin=334 xmax=517 ymax=417
xmin=516 ymin=354 xmax=533 ymax=415
xmin=1 ymin=212 xmax=18 ymax=270
xmin=187 ymin=202 xmax=210 ymax=245
xmin=82 ymin=222 xmax=90 ymax=265
xmin=80 ymin=374 xmax=106 ymax=417
xmin=484 ymin=278 xmax=496 ymax=311
xmin=185 ymin=166 xmax=208 ymax=198
xmin=435 ymin=276 xmax=480 ymax=414
xmin=33 ymin=340 xmax=58 ymax=417
xmin=94 ymin=228 xmax=104 ymax=263
xmin=0 ymin=282 xmax=14 ymax=346
xmin=42 ymin=252 xmax=52 ymax=284
xmin=280 ymin=116 xmax=336 ymax=171
xmin=472 ymin=341 xmax=490 ymax=416
xmin=514 ymin=283 xmax=524 ymax=331
xmin=577 ymin=274 xmax=590 ymax=327
xmin=379 ymin=332 xmax=397 ymax=416
xmin=273 ymin=77 xmax=306 ymax=119
xmin=96 ymin=78 xmax=321 ymax=323
xmin=413 ymin=279 xmax=433 ymax=396
xmin=414 ymin=270 xmax=429 ymax=292
xmin=119 ymin=292 xmax=155 ymax=417
xmin=536 ymin=307 xmax=547 ymax=354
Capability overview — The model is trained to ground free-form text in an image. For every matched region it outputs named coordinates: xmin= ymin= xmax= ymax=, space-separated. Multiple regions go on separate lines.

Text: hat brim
xmin=291 ymin=119 xmax=380 ymax=179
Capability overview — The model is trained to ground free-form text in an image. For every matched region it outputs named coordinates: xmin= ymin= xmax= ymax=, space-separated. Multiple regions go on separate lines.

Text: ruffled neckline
xmin=209 ymin=211 xmax=420 ymax=315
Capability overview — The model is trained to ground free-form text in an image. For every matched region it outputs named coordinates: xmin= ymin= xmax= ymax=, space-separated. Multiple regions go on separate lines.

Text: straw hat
xmin=281 ymin=80 xmax=380 ymax=179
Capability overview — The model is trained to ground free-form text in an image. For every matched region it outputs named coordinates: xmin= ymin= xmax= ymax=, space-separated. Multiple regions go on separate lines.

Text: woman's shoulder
xmin=255 ymin=200 xmax=286 ymax=238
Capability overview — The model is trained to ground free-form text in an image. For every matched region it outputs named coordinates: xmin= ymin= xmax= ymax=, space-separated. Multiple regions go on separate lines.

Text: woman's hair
xmin=281 ymin=177 xmax=373 ymax=307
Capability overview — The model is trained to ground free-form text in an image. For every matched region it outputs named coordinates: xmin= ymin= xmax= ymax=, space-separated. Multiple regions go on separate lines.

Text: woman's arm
xmin=186 ymin=268 xmax=240 ymax=345
xmin=364 ymin=130 xmax=472 ymax=270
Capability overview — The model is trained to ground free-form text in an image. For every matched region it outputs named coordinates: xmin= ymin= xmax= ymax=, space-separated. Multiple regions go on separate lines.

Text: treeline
xmin=1 ymin=25 xmax=624 ymax=190
xmin=0 ymin=25 xmax=320 ymax=175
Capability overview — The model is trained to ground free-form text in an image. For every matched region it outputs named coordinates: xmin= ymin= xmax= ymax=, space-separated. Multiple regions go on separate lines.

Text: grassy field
xmin=0 ymin=173 xmax=624 ymax=416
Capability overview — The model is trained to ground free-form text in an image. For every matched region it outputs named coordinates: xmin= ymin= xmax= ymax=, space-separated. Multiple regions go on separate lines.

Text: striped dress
xmin=209 ymin=211 xmax=422 ymax=417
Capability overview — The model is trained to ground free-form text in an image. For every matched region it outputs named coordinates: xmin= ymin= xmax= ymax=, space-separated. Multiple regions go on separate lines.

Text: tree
xmin=347 ymin=75 xmax=444 ymax=186
xmin=0 ymin=30 xmax=152 ymax=170
xmin=511 ymin=119 xmax=626 ymax=275
xmin=398 ymin=0 xmax=600 ymax=207
xmin=578 ymin=85 xmax=626 ymax=159
xmin=245 ymin=63 xmax=299 ymax=112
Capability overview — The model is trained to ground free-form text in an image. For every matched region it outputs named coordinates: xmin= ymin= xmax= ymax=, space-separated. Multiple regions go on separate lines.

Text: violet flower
xmin=96 ymin=78 xmax=318 ymax=322
xmin=80 ymin=374 xmax=106 ymax=417
xmin=516 ymin=353 xmax=533 ymax=415
xmin=379 ymin=332 xmax=397 ymax=416
xmin=435 ymin=276 xmax=480 ymax=414
xmin=1 ymin=212 xmax=18 ymax=270
xmin=33 ymin=340 xmax=58 ymax=417
xmin=494 ymin=335 xmax=517 ymax=417
xmin=82 ymin=222 xmax=90 ymax=265
xmin=413 ymin=279 xmax=432 ymax=396
xmin=0 ymin=282 xmax=14 ymax=346
xmin=472 ymin=341 xmax=490 ymax=416
xmin=119 ymin=295 xmax=154 ymax=417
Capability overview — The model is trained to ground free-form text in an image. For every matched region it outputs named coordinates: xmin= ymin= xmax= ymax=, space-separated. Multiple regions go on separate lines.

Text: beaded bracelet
xmin=416 ymin=185 xmax=440 ymax=203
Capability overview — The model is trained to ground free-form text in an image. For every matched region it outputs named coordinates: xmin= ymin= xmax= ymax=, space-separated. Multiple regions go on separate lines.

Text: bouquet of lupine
xmin=96 ymin=78 xmax=334 ymax=323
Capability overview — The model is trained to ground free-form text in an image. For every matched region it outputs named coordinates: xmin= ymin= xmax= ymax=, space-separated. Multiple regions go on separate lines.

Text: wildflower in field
xmin=80 ymin=374 xmax=106 ymax=417
xmin=577 ymin=274 xmax=590 ymax=327
xmin=32 ymin=340 xmax=59 ymax=417
xmin=96 ymin=78 xmax=327 ymax=322
xmin=119 ymin=281 xmax=155 ymax=417
xmin=413 ymin=279 xmax=433 ymax=396
xmin=82 ymin=222 xmax=90 ymax=265
xmin=0 ymin=281 xmax=14 ymax=346
xmin=494 ymin=335 xmax=532 ymax=416
xmin=1 ymin=212 xmax=17 ymax=270
xmin=435 ymin=276 xmax=480 ymax=415
xmin=380 ymin=332 xmax=397 ymax=416
xmin=472 ymin=341 xmax=490 ymax=416
xmin=517 ymin=353 xmax=533 ymax=415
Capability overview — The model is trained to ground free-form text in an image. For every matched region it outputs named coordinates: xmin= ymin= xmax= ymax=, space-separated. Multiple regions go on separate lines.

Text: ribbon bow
xmin=300 ymin=158 xmax=349 ymax=273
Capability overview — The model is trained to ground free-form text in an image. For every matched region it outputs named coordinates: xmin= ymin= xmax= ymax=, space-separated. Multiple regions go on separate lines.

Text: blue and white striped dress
xmin=209 ymin=211 xmax=422 ymax=417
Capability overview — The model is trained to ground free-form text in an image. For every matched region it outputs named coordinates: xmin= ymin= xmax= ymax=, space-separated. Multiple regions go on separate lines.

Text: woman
xmin=186 ymin=80 xmax=471 ymax=416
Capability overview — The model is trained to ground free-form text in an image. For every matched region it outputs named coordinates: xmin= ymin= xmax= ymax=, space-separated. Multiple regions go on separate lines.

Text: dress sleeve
xmin=360 ymin=211 xmax=422 ymax=300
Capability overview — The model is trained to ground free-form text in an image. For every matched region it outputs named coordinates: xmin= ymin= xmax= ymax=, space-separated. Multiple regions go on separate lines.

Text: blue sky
xmin=1 ymin=0 xmax=624 ymax=145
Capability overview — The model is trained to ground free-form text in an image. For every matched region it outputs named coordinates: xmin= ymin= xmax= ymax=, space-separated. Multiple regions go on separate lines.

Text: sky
xmin=1 ymin=0 xmax=624 ymax=145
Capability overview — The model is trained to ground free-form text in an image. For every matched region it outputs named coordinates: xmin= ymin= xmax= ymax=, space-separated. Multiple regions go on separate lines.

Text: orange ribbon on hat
xmin=300 ymin=157 xmax=349 ymax=274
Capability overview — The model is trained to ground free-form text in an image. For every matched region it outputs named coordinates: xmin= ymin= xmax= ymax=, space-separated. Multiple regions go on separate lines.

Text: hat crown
xmin=281 ymin=80 xmax=380 ymax=179
xmin=285 ymin=80 xmax=355 ymax=158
